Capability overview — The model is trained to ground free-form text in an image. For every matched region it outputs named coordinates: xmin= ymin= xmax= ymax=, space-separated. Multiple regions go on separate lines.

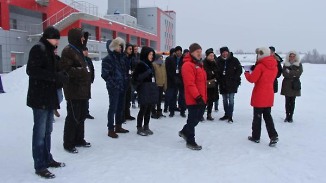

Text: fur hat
xmin=205 ymin=48 xmax=214 ymax=56
xmin=189 ymin=43 xmax=202 ymax=53
xmin=109 ymin=37 xmax=125 ymax=52
xmin=43 ymin=26 xmax=60 ymax=39
xmin=220 ymin=47 xmax=229 ymax=54
xmin=175 ymin=46 xmax=182 ymax=52
xmin=255 ymin=47 xmax=271 ymax=61
xmin=284 ymin=51 xmax=301 ymax=66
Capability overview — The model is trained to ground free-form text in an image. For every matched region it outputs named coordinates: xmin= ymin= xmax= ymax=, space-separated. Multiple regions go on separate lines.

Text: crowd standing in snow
xmin=26 ymin=26 xmax=303 ymax=179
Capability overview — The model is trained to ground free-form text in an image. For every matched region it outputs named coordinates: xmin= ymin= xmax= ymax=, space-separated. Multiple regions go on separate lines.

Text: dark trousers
xmin=64 ymin=99 xmax=88 ymax=149
xmin=153 ymin=86 xmax=164 ymax=112
xmin=137 ymin=104 xmax=152 ymax=128
xmin=32 ymin=108 xmax=54 ymax=171
xmin=181 ymin=105 xmax=205 ymax=143
xmin=177 ymin=85 xmax=186 ymax=114
xmin=166 ymin=87 xmax=177 ymax=114
xmin=285 ymin=96 xmax=296 ymax=116
xmin=123 ymin=84 xmax=132 ymax=120
xmin=251 ymin=107 xmax=278 ymax=140
xmin=107 ymin=90 xmax=125 ymax=130
xmin=207 ymin=101 xmax=214 ymax=114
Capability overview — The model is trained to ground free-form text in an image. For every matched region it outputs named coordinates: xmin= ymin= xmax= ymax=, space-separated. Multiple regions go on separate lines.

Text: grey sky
xmin=90 ymin=0 xmax=326 ymax=54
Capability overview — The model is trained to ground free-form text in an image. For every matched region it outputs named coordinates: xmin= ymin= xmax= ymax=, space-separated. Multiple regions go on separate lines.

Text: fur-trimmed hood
xmin=108 ymin=37 xmax=125 ymax=52
xmin=284 ymin=51 xmax=301 ymax=67
xmin=255 ymin=47 xmax=271 ymax=61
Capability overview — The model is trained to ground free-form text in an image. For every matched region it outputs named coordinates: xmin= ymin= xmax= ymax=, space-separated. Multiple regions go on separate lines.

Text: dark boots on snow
xmin=36 ymin=169 xmax=56 ymax=179
xmin=207 ymin=113 xmax=214 ymax=121
xmin=108 ymin=130 xmax=119 ymax=138
xmin=115 ymin=124 xmax=129 ymax=133
xmin=248 ymin=136 xmax=260 ymax=143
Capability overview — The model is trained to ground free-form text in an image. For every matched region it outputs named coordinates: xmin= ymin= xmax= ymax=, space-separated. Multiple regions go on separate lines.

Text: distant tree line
xmin=301 ymin=49 xmax=326 ymax=64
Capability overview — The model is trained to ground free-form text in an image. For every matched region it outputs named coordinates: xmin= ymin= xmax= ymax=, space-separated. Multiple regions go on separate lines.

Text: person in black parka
xmin=27 ymin=26 xmax=67 ymax=179
xmin=132 ymin=46 xmax=156 ymax=136
xmin=216 ymin=47 xmax=243 ymax=123
xmin=203 ymin=48 xmax=219 ymax=121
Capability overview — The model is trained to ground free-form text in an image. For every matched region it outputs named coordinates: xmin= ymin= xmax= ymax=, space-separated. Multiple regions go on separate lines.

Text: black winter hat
xmin=175 ymin=46 xmax=182 ymax=52
xmin=220 ymin=47 xmax=229 ymax=54
xmin=183 ymin=49 xmax=189 ymax=54
xmin=170 ymin=48 xmax=175 ymax=55
xmin=189 ymin=43 xmax=202 ymax=53
xmin=43 ymin=26 xmax=60 ymax=39
xmin=68 ymin=28 xmax=84 ymax=49
xmin=269 ymin=46 xmax=276 ymax=52
xmin=205 ymin=48 xmax=214 ymax=56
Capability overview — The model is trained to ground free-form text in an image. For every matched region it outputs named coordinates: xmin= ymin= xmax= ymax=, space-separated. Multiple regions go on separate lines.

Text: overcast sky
xmin=90 ymin=0 xmax=326 ymax=54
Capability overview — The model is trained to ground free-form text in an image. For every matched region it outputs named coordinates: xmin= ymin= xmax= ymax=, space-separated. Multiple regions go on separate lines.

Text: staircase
xmin=28 ymin=0 xmax=99 ymax=38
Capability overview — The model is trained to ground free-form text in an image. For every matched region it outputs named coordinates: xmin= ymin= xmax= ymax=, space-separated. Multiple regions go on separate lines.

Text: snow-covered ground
xmin=0 ymin=61 xmax=325 ymax=183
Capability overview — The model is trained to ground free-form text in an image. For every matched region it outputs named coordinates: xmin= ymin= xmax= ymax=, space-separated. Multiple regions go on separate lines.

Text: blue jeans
xmin=222 ymin=93 xmax=235 ymax=117
xmin=181 ymin=105 xmax=205 ymax=143
xmin=107 ymin=89 xmax=125 ymax=130
xmin=32 ymin=108 xmax=54 ymax=171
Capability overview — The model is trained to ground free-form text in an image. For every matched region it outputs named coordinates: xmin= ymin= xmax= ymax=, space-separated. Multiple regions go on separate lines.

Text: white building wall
xmin=160 ymin=11 xmax=176 ymax=51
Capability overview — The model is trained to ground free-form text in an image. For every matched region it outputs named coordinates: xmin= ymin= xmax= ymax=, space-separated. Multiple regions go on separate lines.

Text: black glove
xmin=55 ymin=71 xmax=69 ymax=84
xmin=251 ymin=65 xmax=256 ymax=71
xmin=195 ymin=95 xmax=205 ymax=105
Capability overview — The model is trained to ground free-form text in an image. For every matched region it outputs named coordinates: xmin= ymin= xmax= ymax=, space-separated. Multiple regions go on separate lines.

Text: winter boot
xmin=186 ymin=141 xmax=202 ymax=150
xmin=207 ymin=113 xmax=214 ymax=121
xmin=137 ymin=127 xmax=148 ymax=136
xmin=288 ymin=113 xmax=293 ymax=123
xmin=219 ymin=115 xmax=229 ymax=121
xmin=269 ymin=137 xmax=279 ymax=147
xmin=48 ymin=160 xmax=66 ymax=168
xmin=248 ymin=136 xmax=260 ymax=143
xmin=199 ymin=116 xmax=205 ymax=122
xmin=228 ymin=117 xmax=234 ymax=123
xmin=64 ymin=147 xmax=78 ymax=154
xmin=157 ymin=109 xmax=166 ymax=118
xmin=115 ymin=124 xmax=129 ymax=133
xmin=284 ymin=113 xmax=290 ymax=122
xmin=143 ymin=125 xmax=154 ymax=135
xmin=108 ymin=130 xmax=119 ymax=138
xmin=35 ymin=169 xmax=55 ymax=179
xmin=180 ymin=112 xmax=187 ymax=118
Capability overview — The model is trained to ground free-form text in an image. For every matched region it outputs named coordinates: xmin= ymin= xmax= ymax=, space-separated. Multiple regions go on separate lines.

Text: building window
xmin=10 ymin=19 xmax=18 ymax=29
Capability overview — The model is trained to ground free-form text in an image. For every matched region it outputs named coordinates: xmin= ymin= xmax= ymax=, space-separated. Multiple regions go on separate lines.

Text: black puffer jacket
xmin=216 ymin=53 xmax=243 ymax=94
xmin=26 ymin=37 xmax=59 ymax=109
xmin=60 ymin=28 xmax=92 ymax=100
xmin=203 ymin=58 xmax=219 ymax=101
xmin=165 ymin=55 xmax=184 ymax=88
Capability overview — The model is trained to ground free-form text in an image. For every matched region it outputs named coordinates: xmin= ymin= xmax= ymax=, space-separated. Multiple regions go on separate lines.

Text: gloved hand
xmin=195 ymin=95 xmax=205 ymax=105
xmin=55 ymin=71 xmax=69 ymax=84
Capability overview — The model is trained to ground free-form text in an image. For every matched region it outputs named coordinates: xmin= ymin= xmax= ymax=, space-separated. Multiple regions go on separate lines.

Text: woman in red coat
xmin=178 ymin=43 xmax=207 ymax=150
xmin=244 ymin=47 xmax=279 ymax=147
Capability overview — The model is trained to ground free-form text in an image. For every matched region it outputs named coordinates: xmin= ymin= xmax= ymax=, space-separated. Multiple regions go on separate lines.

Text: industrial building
xmin=0 ymin=0 xmax=176 ymax=73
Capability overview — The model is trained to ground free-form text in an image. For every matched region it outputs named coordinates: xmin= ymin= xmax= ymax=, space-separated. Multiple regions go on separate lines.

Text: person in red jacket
xmin=178 ymin=43 xmax=207 ymax=150
xmin=245 ymin=47 xmax=279 ymax=147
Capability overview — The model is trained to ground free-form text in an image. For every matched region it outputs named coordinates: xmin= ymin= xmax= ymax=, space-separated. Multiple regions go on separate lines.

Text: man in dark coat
xmin=60 ymin=28 xmax=92 ymax=153
xmin=269 ymin=46 xmax=283 ymax=93
xmin=203 ymin=48 xmax=219 ymax=121
xmin=216 ymin=47 xmax=243 ymax=123
xmin=101 ymin=37 xmax=129 ymax=139
xmin=82 ymin=46 xmax=95 ymax=119
xmin=122 ymin=43 xmax=136 ymax=122
xmin=163 ymin=48 xmax=175 ymax=113
xmin=27 ymin=26 xmax=66 ymax=179
xmin=165 ymin=46 xmax=186 ymax=118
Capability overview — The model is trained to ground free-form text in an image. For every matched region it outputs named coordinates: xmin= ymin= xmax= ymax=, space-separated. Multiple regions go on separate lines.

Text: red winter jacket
xmin=245 ymin=56 xmax=277 ymax=107
xmin=182 ymin=53 xmax=207 ymax=105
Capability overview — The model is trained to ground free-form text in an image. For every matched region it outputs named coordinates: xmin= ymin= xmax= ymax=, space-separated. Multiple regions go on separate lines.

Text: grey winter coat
xmin=281 ymin=51 xmax=303 ymax=97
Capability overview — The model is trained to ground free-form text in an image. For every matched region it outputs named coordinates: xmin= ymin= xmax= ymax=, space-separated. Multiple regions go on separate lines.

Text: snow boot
xmin=115 ymin=124 xmax=129 ymax=133
xmin=143 ymin=125 xmax=153 ymax=135
xmin=269 ymin=137 xmax=279 ymax=147
xmin=137 ymin=127 xmax=148 ymax=136
xmin=157 ymin=109 xmax=166 ymax=117
xmin=199 ymin=116 xmax=205 ymax=122
xmin=288 ymin=113 xmax=293 ymax=123
xmin=108 ymin=130 xmax=119 ymax=138
xmin=76 ymin=141 xmax=91 ymax=148
xmin=35 ymin=169 xmax=55 ymax=179
xmin=186 ymin=142 xmax=202 ymax=150
xmin=228 ymin=117 xmax=234 ymax=123
xmin=248 ymin=136 xmax=260 ymax=143
xmin=64 ymin=147 xmax=78 ymax=154
xmin=207 ymin=113 xmax=214 ymax=121
xmin=219 ymin=115 xmax=229 ymax=121
xmin=48 ymin=160 xmax=66 ymax=168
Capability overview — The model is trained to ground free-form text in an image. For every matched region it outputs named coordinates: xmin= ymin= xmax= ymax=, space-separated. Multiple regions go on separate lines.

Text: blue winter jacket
xmin=101 ymin=40 xmax=127 ymax=92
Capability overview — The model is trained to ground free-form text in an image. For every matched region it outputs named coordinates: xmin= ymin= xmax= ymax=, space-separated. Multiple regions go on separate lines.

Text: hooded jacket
xmin=281 ymin=51 xmax=303 ymax=97
xmin=245 ymin=55 xmax=278 ymax=107
xmin=182 ymin=53 xmax=207 ymax=105
xmin=203 ymin=58 xmax=219 ymax=101
xmin=101 ymin=38 xmax=128 ymax=92
xmin=60 ymin=28 xmax=91 ymax=100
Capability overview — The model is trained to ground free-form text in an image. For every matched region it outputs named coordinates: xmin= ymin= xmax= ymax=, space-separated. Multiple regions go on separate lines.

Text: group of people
xmin=26 ymin=26 xmax=303 ymax=179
